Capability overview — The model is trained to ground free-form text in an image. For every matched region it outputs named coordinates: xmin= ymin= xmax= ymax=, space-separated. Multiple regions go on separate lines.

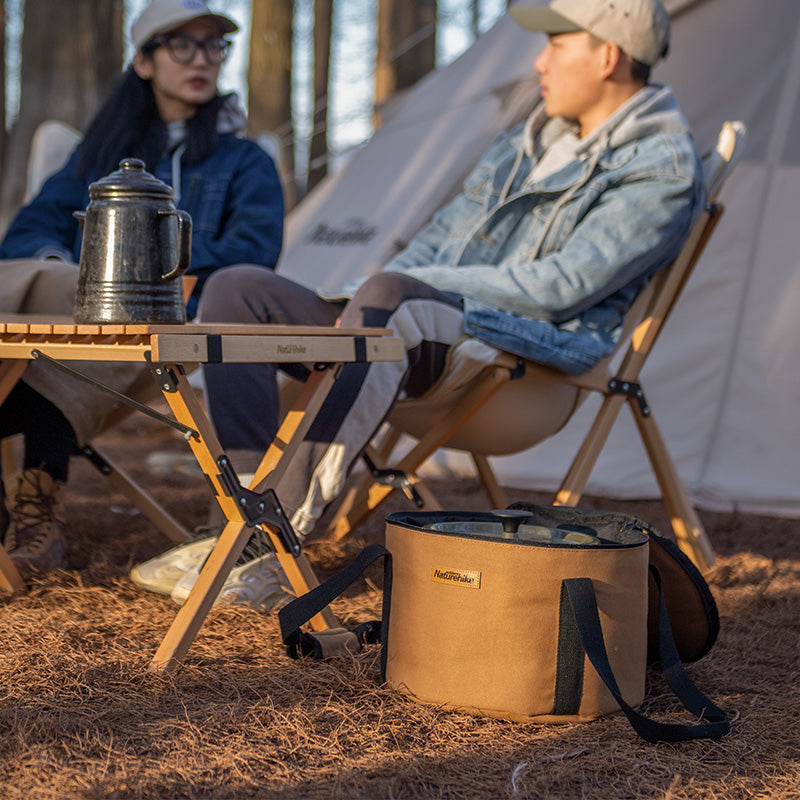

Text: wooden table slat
xmin=1 ymin=318 xmax=404 ymax=365
xmin=0 ymin=315 xmax=394 ymax=338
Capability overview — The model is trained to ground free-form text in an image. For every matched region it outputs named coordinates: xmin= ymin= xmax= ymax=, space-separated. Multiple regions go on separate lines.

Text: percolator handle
xmin=159 ymin=208 xmax=192 ymax=281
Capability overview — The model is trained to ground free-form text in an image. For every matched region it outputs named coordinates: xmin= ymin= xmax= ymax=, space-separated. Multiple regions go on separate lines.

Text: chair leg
xmin=326 ymin=430 xmax=407 ymax=539
xmin=327 ymin=364 xmax=515 ymax=540
xmin=630 ymin=402 xmax=715 ymax=571
xmin=554 ymin=394 xmax=627 ymax=506
xmin=327 ymin=468 xmax=384 ymax=541
xmin=472 ymin=454 xmax=509 ymax=509
xmin=0 ymin=431 xmax=24 ymax=592
xmin=78 ymin=444 xmax=191 ymax=545
xmin=0 ymin=435 xmax=25 ymax=592
xmin=1 ymin=436 xmax=22 ymax=476
xmin=327 ymin=446 xmax=443 ymax=541
xmin=0 ymin=545 xmax=25 ymax=594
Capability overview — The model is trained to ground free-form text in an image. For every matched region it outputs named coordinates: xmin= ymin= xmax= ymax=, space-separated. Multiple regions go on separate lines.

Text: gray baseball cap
xmin=510 ymin=0 xmax=670 ymax=67
xmin=131 ymin=0 xmax=238 ymax=51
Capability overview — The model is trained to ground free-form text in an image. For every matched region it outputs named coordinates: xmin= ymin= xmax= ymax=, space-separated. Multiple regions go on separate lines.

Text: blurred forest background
xmin=0 ymin=0 xmax=510 ymax=230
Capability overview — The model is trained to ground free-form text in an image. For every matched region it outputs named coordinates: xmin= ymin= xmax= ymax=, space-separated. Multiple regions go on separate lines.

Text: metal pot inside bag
xmin=73 ymin=158 xmax=192 ymax=324
xmin=423 ymin=508 xmax=599 ymax=544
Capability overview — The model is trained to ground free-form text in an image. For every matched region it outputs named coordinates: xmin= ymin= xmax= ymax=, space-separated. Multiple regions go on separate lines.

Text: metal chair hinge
xmin=509 ymin=357 xmax=526 ymax=380
xmin=75 ymin=444 xmax=112 ymax=476
xmin=608 ymin=378 xmax=650 ymax=417
xmin=362 ymin=452 xmax=424 ymax=507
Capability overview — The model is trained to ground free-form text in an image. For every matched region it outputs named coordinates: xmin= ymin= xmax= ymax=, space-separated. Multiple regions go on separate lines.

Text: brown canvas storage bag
xmin=280 ymin=505 xmax=729 ymax=743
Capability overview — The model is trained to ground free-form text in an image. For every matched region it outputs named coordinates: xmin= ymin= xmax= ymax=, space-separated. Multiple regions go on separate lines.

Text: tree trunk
xmin=248 ymin=0 xmax=296 ymax=209
xmin=0 ymin=0 xmax=122 ymax=229
xmin=0 ymin=0 xmax=5 ymax=185
xmin=375 ymin=0 xmax=437 ymax=125
xmin=308 ymin=0 xmax=333 ymax=193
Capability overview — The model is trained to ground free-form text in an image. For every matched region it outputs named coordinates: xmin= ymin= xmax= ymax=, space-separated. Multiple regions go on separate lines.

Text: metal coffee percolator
xmin=73 ymin=158 xmax=192 ymax=324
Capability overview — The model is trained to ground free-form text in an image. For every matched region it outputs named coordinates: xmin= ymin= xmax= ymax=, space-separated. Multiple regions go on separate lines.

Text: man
xmin=132 ymin=0 xmax=704 ymax=608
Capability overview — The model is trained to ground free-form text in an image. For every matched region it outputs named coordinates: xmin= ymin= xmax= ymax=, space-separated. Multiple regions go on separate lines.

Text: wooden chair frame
xmin=325 ymin=122 xmax=745 ymax=573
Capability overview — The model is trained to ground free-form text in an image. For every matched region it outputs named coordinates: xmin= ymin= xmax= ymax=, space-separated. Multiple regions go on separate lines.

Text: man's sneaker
xmin=4 ymin=468 xmax=68 ymax=576
xmin=129 ymin=533 xmax=219 ymax=595
xmin=170 ymin=528 xmax=292 ymax=611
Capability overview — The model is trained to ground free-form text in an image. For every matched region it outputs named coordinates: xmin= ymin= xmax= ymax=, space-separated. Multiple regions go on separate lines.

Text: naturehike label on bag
xmin=430 ymin=566 xmax=481 ymax=589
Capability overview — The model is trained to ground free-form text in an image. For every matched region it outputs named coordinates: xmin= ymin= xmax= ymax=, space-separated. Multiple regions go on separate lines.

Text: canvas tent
xmin=277 ymin=0 xmax=800 ymax=518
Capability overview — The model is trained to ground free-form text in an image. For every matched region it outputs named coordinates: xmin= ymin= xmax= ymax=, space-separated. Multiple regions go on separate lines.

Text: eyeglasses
xmin=152 ymin=34 xmax=231 ymax=65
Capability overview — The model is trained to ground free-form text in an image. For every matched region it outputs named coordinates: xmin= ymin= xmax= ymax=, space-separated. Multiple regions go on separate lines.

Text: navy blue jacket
xmin=0 ymin=133 xmax=284 ymax=317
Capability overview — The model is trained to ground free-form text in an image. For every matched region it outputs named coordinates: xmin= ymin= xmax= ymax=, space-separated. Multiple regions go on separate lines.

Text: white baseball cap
xmin=510 ymin=0 xmax=671 ymax=67
xmin=131 ymin=0 xmax=238 ymax=51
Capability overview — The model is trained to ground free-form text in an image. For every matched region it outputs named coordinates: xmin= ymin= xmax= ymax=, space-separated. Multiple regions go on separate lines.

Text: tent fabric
xmin=278 ymin=0 xmax=800 ymax=518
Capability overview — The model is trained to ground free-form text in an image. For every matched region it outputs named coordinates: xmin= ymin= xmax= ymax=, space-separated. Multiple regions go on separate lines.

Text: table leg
xmin=150 ymin=518 xmax=255 ymax=672
xmin=149 ymin=364 xmax=338 ymax=672
xmin=0 ymin=360 xmax=27 ymax=405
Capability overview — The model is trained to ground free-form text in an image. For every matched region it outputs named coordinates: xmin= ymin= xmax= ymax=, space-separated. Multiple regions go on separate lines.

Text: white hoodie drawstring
xmin=164 ymin=94 xmax=246 ymax=207
xmin=170 ymin=142 xmax=186 ymax=205
xmin=529 ymin=138 xmax=604 ymax=259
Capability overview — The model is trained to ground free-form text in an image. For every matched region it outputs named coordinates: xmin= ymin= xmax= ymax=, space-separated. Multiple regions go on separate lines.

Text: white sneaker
xmin=170 ymin=551 xmax=292 ymax=611
xmin=129 ymin=535 xmax=219 ymax=595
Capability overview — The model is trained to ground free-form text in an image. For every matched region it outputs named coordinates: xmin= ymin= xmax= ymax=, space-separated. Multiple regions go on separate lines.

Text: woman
xmin=0 ymin=0 xmax=284 ymax=577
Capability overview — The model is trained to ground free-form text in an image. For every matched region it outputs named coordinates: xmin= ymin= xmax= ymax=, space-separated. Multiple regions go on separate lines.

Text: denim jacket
xmin=0 ymin=122 xmax=284 ymax=318
xmin=384 ymin=84 xmax=705 ymax=374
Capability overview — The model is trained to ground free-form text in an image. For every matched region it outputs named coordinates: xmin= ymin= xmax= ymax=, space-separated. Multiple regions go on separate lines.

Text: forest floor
xmin=0 ymin=408 xmax=798 ymax=800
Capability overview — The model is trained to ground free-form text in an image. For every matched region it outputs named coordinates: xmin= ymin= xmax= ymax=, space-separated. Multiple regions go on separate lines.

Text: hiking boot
xmin=129 ymin=532 xmax=219 ymax=595
xmin=4 ymin=468 xmax=68 ymax=576
xmin=170 ymin=527 xmax=292 ymax=611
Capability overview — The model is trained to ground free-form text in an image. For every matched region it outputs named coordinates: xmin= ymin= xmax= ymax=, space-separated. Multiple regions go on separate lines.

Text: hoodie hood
xmin=509 ymin=83 xmax=695 ymax=257
xmin=168 ymin=93 xmax=247 ymax=203
xmin=216 ymin=93 xmax=247 ymax=136
xmin=165 ymin=92 xmax=247 ymax=149
xmin=524 ymin=83 xmax=693 ymax=160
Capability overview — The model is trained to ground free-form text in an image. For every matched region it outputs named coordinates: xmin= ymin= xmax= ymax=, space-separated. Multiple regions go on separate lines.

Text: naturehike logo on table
xmin=277 ymin=344 xmax=306 ymax=355
xmin=431 ymin=567 xmax=481 ymax=589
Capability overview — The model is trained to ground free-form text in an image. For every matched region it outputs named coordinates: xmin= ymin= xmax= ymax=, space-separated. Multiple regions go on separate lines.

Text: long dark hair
xmin=76 ymin=56 xmax=232 ymax=182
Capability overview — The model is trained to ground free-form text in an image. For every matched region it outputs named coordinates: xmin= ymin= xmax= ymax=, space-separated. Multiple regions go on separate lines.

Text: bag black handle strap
xmin=564 ymin=571 xmax=729 ymax=742
xmin=647 ymin=566 xmax=727 ymax=722
xmin=279 ymin=543 xmax=389 ymax=662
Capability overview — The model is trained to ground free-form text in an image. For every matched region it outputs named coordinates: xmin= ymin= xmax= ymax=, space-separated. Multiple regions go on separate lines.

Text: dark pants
xmin=0 ymin=381 xmax=76 ymax=482
xmin=199 ymin=267 xmax=465 ymax=534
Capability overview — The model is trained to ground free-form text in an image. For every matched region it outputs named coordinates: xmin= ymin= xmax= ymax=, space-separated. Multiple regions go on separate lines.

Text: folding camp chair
xmin=326 ymin=121 xmax=746 ymax=573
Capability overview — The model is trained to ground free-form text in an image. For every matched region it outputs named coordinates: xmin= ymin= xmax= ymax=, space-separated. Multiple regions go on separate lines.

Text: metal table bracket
xmin=216 ymin=455 xmax=302 ymax=556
